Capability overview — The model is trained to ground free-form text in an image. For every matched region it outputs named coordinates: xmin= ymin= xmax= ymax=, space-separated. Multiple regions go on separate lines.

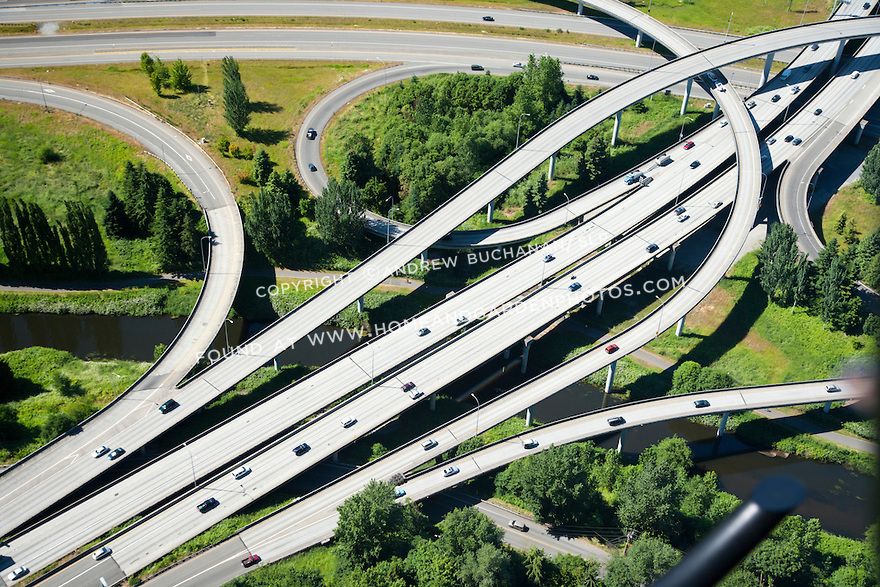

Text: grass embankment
xmin=6 ymin=0 xmax=830 ymax=38
xmin=0 ymin=347 xmax=149 ymax=463
xmin=819 ymin=182 xmax=880 ymax=247
xmin=0 ymin=280 xmax=202 ymax=317
xmin=0 ymin=102 xmax=189 ymax=274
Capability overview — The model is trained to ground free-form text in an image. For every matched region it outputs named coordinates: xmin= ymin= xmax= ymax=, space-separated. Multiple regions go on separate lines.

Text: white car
xmin=718 ymin=120 xmax=728 ymax=127
xmin=421 ymin=438 xmax=438 ymax=450
xmin=92 ymin=546 xmax=112 ymax=561
xmin=341 ymin=417 xmax=357 ymax=428
xmin=442 ymin=466 xmax=460 ymax=477
xmin=93 ymin=445 xmax=110 ymax=458
xmin=851 ymin=71 xmax=860 ymax=79
xmin=512 ymin=62 xmax=524 ymax=68
xmin=7 ymin=567 xmax=28 ymax=581
xmin=232 ymin=466 xmax=251 ymax=480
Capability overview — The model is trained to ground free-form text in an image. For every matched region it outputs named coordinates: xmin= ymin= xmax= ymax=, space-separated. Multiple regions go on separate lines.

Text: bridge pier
xmin=854 ymin=119 xmax=867 ymax=145
xmin=667 ymin=246 xmax=677 ymax=271
xmin=430 ymin=394 xmax=436 ymax=411
xmin=712 ymin=102 xmax=720 ymax=119
xmin=616 ymin=428 xmax=628 ymax=453
xmin=717 ymin=411 xmax=730 ymax=437
xmin=487 ymin=200 xmax=495 ymax=223
xmin=604 ymin=360 xmax=617 ymax=394
xmin=831 ymin=40 xmax=846 ymax=72
xmin=636 ymin=29 xmax=643 ymax=48
xmin=548 ymin=152 xmax=557 ymax=182
xmin=525 ymin=406 xmax=533 ymax=426
xmin=503 ymin=347 xmax=511 ymax=359
xmin=332 ymin=451 xmax=339 ymax=462
xmin=759 ymin=52 xmax=776 ymax=86
xmin=577 ymin=0 xmax=584 ymax=15
xmin=611 ymin=111 xmax=622 ymax=146
xmin=521 ymin=337 xmax=533 ymax=374
xmin=824 ymin=400 xmax=832 ymax=413
xmin=675 ymin=315 xmax=685 ymax=336
xmin=420 ymin=250 xmax=428 ymax=263
xmin=596 ymin=294 xmax=604 ymax=315
xmin=680 ymin=78 xmax=692 ymax=117
xmin=357 ymin=295 xmax=365 ymax=313
xmin=273 ymin=357 xmax=278 ymax=371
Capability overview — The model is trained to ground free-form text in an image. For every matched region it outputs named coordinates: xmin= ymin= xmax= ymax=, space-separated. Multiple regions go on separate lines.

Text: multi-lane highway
xmin=0 ymin=2 xmax=875 ymax=585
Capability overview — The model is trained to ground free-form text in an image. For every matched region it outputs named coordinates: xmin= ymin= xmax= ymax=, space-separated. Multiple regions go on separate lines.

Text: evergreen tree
xmin=102 ymin=189 xmax=129 ymax=238
xmin=221 ymin=56 xmax=250 ymax=135
xmin=252 ymin=148 xmax=272 ymax=187
xmin=315 ymin=178 xmax=366 ymax=252
xmin=860 ymin=140 xmax=880 ymax=202
xmin=169 ymin=59 xmax=192 ymax=93
xmin=140 ymin=52 xmax=155 ymax=76
xmin=151 ymin=189 xmax=182 ymax=271
xmin=242 ymin=182 xmax=305 ymax=268
xmin=758 ymin=222 xmax=805 ymax=306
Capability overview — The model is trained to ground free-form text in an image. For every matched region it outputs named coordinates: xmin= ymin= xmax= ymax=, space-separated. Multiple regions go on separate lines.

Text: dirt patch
xmin=686 ymin=286 xmax=736 ymax=333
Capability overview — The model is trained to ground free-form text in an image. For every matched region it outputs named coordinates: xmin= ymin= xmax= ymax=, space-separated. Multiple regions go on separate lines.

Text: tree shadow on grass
xmin=244 ymin=127 xmax=289 ymax=146
xmin=249 ymin=100 xmax=282 ymax=114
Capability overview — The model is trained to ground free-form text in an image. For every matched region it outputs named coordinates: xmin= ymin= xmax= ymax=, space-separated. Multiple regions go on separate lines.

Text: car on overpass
xmin=197 ymin=497 xmax=219 ymax=513
xmin=241 ymin=554 xmax=261 ymax=568
xmin=443 ymin=466 xmax=460 ymax=477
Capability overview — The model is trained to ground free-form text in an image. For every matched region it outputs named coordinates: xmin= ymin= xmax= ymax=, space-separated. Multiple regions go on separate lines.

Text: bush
xmin=37 ymin=145 xmax=61 ymax=164
xmin=154 ymin=343 xmax=167 ymax=361
xmin=216 ymin=137 xmax=230 ymax=153
xmin=40 ymin=412 xmax=77 ymax=442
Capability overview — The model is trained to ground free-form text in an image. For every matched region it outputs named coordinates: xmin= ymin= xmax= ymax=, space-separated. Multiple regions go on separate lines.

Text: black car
xmin=646 ymin=243 xmax=659 ymax=253
xmin=792 ymin=138 xmax=803 ymax=145
xmin=482 ymin=15 xmax=494 ymax=21
xmin=771 ymin=94 xmax=781 ymax=102
xmin=694 ymin=399 xmax=711 ymax=408
xmin=197 ymin=497 xmax=219 ymax=513
xmin=293 ymin=443 xmax=310 ymax=456
xmin=471 ymin=64 xmax=484 ymax=71
xmin=308 ymin=163 xmax=317 ymax=172
xmin=158 ymin=399 xmax=178 ymax=414
xmin=108 ymin=447 xmax=125 ymax=460
xmin=586 ymin=74 xmax=599 ymax=80
xmin=814 ymin=108 xmax=822 ymax=115
xmin=607 ymin=416 xmax=626 ymax=426
xmin=784 ymin=135 xmax=794 ymax=142
xmin=306 ymin=127 xmax=317 ymax=140
xmin=689 ymin=160 xmax=701 ymax=169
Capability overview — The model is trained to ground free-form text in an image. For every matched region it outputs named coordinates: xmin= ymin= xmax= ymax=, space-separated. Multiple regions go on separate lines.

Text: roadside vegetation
xmin=0 ymin=347 xmax=149 ymax=463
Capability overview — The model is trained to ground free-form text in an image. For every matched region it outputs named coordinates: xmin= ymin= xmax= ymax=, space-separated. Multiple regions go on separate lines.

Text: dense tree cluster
xmin=241 ymin=169 xmax=306 ymax=268
xmin=669 ymin=361 xmax=735 ymax=396
xmin=140 ymin=53 xmax=192 ymax=95
xmin=104 ymin=160 xmax=203 ymax=271
xmin=860 ymin=140 xmax=880 ymax=203
xmin=0 ymin=198 xmax=107 ymax=275
xmin=337 ymin=55 xmax=596 ymax=223
xmin=221 ymin=56 xmax=250 ymax=136
xmin=757 ymin=222 xmax=878 ymax=333
xmin=314 ymin=178 xmax=366 ymax=252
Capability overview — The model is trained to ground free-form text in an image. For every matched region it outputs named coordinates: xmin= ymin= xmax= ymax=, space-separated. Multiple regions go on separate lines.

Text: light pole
xmin=183 ymin=442 xmax=197 ymax=488
xmin=679 ymin=116 xmax=694 ymax=141
xmin=725 ymin=12 xmax=733 ymax=40
xmin=800 ymin=0 xmax=810 ymax=25
xmin=224 ymin=318 xmax=233 ymax=354
xmin=471 ymin=393 xmax=481 ymax=434
xmin=655 ymin=294 xmax=666 ymax=336
xmin=563 ymin=191 xmax=572 ymax=224
xmin=39 ymin=70 xmax=49 ymax=112
xmin=515 ymin=113 xmax=531 ymax=150
xmin=386 ymin=202 xmax=398 ymax=245
xmin=808 ymin=168 xmax=822 ymax=210
xmin=111 ymin=372 xmax=122 ymax=396
xmin=376 ymin=56 xmax=386 ymax=87
xmin=200 ymin=235 xmax=212 ymax=274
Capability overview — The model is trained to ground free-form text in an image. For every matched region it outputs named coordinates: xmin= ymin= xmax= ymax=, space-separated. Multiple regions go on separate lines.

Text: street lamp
xmin=563 ymin=191 xmax=572 ymax=224
xmin=515 ymin=113 xmax=531 ymax=150
xmin=182 ymin=442 xmax=197 ymax=489
xmin=724 ymin=12 xmax=733 ymax=40
xmin=224 ymin=318 xmax=233 ymax=354
xmin=808 ymin=168 xmax=822 ymax=210
xmin=111 ymin=372 xmax=122 ymax=396
xmin=39 ymin=70 xmax=49 ymax=112
xmin=679 ymin=116 xmax=694 ymax=141
xmin=655 ymin=294 xmax=666 ymax=336
xmin=200 ymin=235 xmax=212 ymax=274
xmin=376 ymin=56 xmax=386 ymax=87
xmin=386 ymin=204 xmax=399 ymax=245
xmin=800 ymin=0 xmax=810 ymax=25
xmin=471 ymin=393 xmax=481 ymax=434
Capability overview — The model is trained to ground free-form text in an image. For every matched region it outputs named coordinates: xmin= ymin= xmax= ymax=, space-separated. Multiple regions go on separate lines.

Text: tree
xmin=102 ymin=190 xmax=129 ymax=238
xmin=140 ymin=52 xmax=155 ymax=75
xmin=333 ymin=480 xmax=424 ymax=568
xmin=860 ymin=140 xmax=880 ymax=202
xmin=616 ymin=460 xmax=685 ymax=542
xmin=743 ymin=516 xmax=822 ymax=586
xmin=603 ymin=536 xmax=681 ymax=587
xmin=152 ymin=188 xmax=183 ymax=271
xmin=242 ymin=181 xmax=305 ymax=268
xmin=835 ymin=212 xmax=848 ymax=234
xmin=758 ymin=222 xmax=806 ymax=306
xmin=40 ymin=411 xmax=77 ymax=442
xmin=437 ymin=508 xmax=504 ymax=557
xmin=149 ymin=57 xmax=169 ymax=96
xmin=582 ymin=134 xmax=610 ymax=183
xmin=456 ymin=543 xmax=515 ymax=587
xmin=252 ymin=148 xmax=272 ymax=187
xmin=524 ymin=546 xmax=547 ymax=586
xmin=315 ymin=178 xmax=366 ymax=252
xmin=405 ymin=538 xmax=458 ymax=587
xmin=169 ymin=59 xmax=192 ymax=93
xmin=548 ymin=554 xmax=601 ymax=587
xmin=670 ymin=361 xmax=702 ymax=395
xmin=221 ymin=56 xmax=250 ymax=135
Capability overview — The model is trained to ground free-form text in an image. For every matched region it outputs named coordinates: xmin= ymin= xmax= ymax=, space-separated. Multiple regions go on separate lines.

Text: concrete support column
xmin=547 ymin=153 xmax=557 ymax=182
xmin=616 ymin=429 xmax=628 ymax=453
xmin=831 ymin=39 xmax=846 ymax=72
xmin=503 ymin=347 xmax=511 ymax=359
xmin=577 ymin=0 xmax=584 ymax=15
xmin=717 ymin=411 xmax=730 ymax=437
xmin=430 ymin=394 xmax=436 ymax=411
xmin=525 ymin=406 xmax=533 ymax=426
xmin=675 ymin=315 xmax=685 ymax=337
xmin=759 ymin=52 xmax=776 ymax=86
xmin=680 ymin=78 xmax=693 ymax=116
xmin=273 ymin=357 xmax=278 ymax=371
xmin=521 ymin=338 xmax=533 ymax=374
xmin=596 ymin=294 xmax=604 ymax=315
xmin=854 ymin=120 xmax=866 ymax=145
xmin=636 ymin=29 xmax=643 ymax=48
xmin=604 ymin=360 xmax=617 ymax=394
xmin=824 ymin=401 xmax=832 ymax=413
xmin=611 ymin=111 xmax=622 ymax=146
xmin=420 ymin=250 xmax=428 ymax=263
xmin=357 ymin=295 xmax=365 ymax=313
xmin=332 ymin=451 xmax=339 ymax=462
xmin=487 ymin=200 xmax=495 ymax=223
xmin=667 ymin=246 xmax=677 ymax=271
xmin=712 ymin=102 xmax=720 ymax=119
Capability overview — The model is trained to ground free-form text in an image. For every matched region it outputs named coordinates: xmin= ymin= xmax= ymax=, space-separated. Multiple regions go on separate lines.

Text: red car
xmin=241 ymin=554 xmax=261 ymax=568
xmin=605 ymin=344 xmax=619 ymax=354
xmin=683 ymin=141 xmax=695 ymax=150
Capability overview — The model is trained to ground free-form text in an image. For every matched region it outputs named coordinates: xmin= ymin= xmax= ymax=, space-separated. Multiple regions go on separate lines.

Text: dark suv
xmin=197 ymin=497 xmax=219 ymax=513
xmin=293 ymin=443 xmax=310 ymax=456
xmin=158 ymin=399 xmax=179 ymax=414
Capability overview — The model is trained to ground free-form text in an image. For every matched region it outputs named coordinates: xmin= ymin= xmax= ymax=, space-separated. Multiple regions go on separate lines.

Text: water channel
xmin=0 ymin=312 xmax=873 ymax=539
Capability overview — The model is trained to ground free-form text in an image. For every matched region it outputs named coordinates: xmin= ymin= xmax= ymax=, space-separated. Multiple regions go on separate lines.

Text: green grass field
xmin=819 ymin=182 xmax=880 ymax=247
